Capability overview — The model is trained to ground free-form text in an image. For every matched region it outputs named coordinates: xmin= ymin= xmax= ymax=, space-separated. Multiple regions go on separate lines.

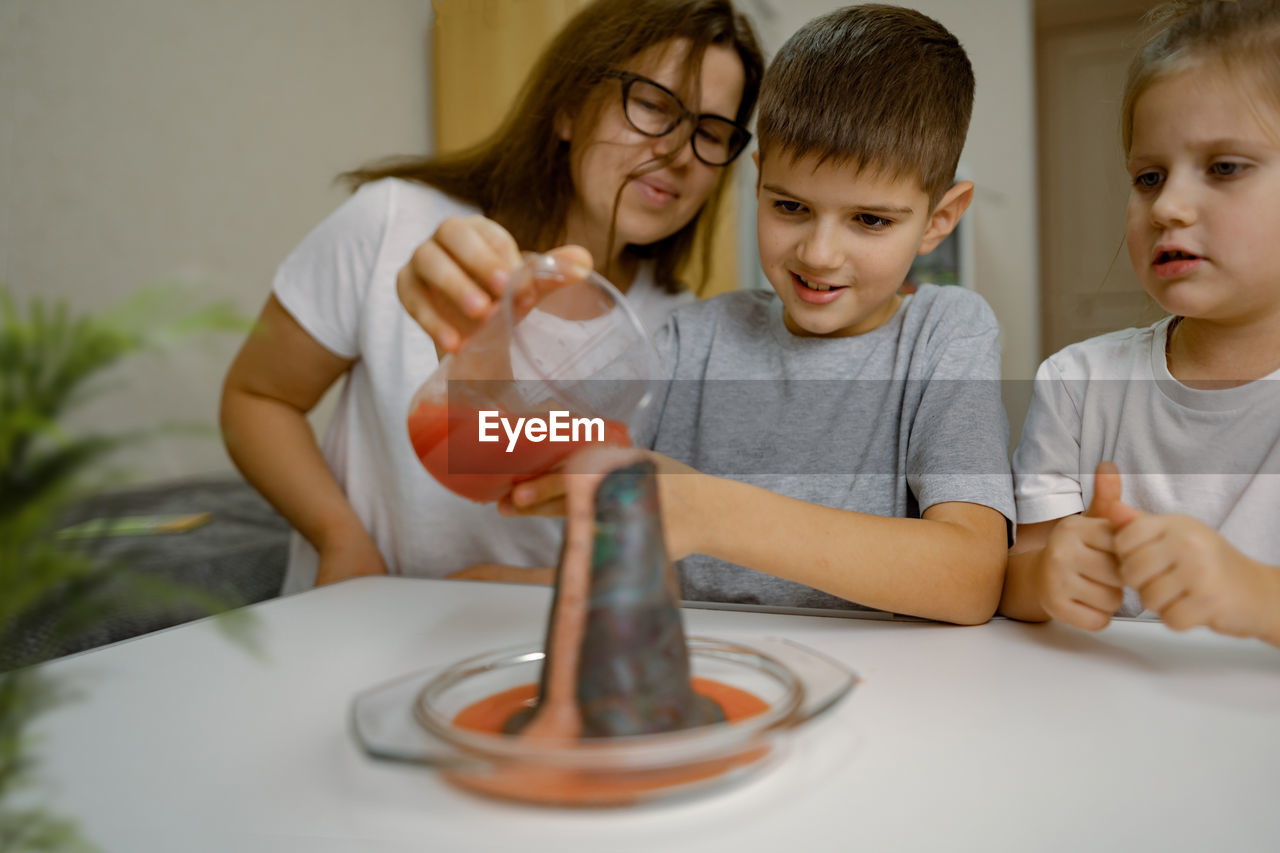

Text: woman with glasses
xmin=395 ymin=3 xmax=760 ymax=349
xmin=221 ymin=0 xmax=764 ymax=593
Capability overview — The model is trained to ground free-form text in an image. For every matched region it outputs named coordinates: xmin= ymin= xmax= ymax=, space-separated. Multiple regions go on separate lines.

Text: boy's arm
xmin=677 ymin=473 xmax=1008 ymax=625
xmin=505 ymin=449 xmax=1006 ymax=624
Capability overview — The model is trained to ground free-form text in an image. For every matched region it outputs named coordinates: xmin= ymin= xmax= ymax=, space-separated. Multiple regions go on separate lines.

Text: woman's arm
xmin=220 ymin=295 xmax=386 ymax=584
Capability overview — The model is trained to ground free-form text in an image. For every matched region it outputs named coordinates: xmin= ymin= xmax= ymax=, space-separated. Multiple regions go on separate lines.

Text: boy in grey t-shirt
xmin=504 ymin=5 xmax=1014 ymax=624
xmin=642 ymin=284 xmax=1011 ymax=613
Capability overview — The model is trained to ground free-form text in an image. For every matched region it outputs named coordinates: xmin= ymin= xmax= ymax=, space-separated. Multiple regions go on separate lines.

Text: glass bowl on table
xmin=350 ymin=636 xmax=858 ymax=807
xmin=406 ymin=253 xmax=660 ymax=504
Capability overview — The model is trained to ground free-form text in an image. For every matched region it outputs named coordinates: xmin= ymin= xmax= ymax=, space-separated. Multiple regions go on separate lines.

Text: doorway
xmin=1035 ymin=0 xmax=1159 ymax=358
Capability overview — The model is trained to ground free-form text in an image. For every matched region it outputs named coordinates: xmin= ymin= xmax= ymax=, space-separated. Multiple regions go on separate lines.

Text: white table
xmin=25 ymin=576 xmax=1280 ymax=852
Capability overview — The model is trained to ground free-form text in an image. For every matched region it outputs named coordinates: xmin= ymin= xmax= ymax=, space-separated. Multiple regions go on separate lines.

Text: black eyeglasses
xmin=602 ymin=70 xmax=752 ymax=167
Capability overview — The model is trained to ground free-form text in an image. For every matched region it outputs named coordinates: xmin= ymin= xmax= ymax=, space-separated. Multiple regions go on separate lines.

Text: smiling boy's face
xmin=755 ymin=151 xmax=969 ymax=338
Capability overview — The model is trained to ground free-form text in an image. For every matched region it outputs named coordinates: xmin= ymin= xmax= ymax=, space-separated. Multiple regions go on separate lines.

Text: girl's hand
xmin=396 ymin=216 xmax=592 ymax=353
xmin=1031 ymin=514 xmax=1125 ymax=630
xmin=1027 ymin=463 xmax=1134 ymax=630
xmin=1092 ymin=463 xmax=1280 ymax=644
xmin=1112 ymin=510 xmax=1280 ymax=641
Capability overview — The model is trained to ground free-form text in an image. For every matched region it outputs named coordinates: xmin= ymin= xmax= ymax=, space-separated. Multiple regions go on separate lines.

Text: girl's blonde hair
xmin=1121 ymin=0 xmax=1280 ymax=154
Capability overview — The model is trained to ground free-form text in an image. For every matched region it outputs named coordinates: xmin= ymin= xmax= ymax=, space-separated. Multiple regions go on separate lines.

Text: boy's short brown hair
xmin=756 ymin=4 xmax=973 ymax=206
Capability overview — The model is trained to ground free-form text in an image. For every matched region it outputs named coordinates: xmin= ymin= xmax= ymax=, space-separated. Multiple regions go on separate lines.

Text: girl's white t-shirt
xmin=1013 ymin=316 xmax=1280 ymax=614
xmin=273 ymin=178 xmax=693 ymax=593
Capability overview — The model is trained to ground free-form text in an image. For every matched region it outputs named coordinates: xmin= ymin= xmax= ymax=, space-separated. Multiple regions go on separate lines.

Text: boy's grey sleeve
xmin=1011 ymin=358 xmax=1086 ymax=524
xmin=906 ymin=300 xmax=1015 ymax=526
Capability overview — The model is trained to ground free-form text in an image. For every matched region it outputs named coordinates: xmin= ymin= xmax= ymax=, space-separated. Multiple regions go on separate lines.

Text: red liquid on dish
xmin=407 ymin=400 xmax=630 ymax=503
xmin=453 ymin=678 xmax=769 ymax=733
xmin=445 ymin=679 xmax=772 ymax=806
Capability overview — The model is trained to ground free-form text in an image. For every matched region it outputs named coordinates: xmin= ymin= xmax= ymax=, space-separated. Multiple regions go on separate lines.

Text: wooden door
xmin=1037 ymin=5 xmax=1160 ymax=357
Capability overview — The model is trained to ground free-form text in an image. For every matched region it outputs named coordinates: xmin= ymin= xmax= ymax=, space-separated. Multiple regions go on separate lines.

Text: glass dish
xmin=350 ymin=636 xmax=857 ymax=807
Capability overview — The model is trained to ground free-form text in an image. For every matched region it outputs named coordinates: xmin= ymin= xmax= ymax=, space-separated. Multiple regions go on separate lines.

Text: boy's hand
xmin=396 ymin=216 xmax=592 ymax=354
xmin=498 ymin=447 xmax=706 ymax=558
xmin=499 ymin=471 xmax=569 ymax=518
xmin=1031 ymin=462 xmax=1130 ymax=630
xmin=498 ymin=447 xmax=656 ymax=519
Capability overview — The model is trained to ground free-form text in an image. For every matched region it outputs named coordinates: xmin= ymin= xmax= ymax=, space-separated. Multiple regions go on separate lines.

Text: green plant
xmin=0 ymin=284 xmax=253 ymax=851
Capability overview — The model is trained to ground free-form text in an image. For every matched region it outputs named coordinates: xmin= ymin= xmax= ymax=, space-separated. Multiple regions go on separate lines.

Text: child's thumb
xmin=1087 ymin=461 xmax=1142 ymax=529
xmin=1086 ymin=461 xmax=1124 ymax=518
xmin=1103 ymin=499 xmax=1142 ymax=529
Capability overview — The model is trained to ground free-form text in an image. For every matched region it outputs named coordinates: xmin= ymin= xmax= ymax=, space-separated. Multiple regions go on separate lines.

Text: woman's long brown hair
xmin=341 ymin=0 xmax=763 ymax=294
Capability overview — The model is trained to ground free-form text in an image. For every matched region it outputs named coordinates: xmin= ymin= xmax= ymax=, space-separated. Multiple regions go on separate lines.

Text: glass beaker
xmin=406 ymin=253 xmax=659 ymax=504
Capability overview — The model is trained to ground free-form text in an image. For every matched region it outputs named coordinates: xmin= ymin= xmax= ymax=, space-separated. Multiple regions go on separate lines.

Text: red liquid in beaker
xmin=408 ymin=400 xmax=630 ymax=503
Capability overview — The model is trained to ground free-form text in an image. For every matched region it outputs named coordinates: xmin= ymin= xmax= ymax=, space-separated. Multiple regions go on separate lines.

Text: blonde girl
xmin=1002 ymin=0 xmax=1280 ymax=645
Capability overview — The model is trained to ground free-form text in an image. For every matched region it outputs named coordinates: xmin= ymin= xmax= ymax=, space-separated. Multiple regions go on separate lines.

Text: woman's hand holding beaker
xmin=406 ymin=253 xmax=657 ymax=505
xmin=397 ymin=215 xmax=593 ymax=353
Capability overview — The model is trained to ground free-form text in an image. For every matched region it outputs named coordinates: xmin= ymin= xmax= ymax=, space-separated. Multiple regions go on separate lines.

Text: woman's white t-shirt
xmin=273 ymin=178 xmax=694 ymax=593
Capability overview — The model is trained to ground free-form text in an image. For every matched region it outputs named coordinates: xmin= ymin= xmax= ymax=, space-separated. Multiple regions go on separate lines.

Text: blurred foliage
xmin=0 ymin=284 xmax=252 ymax=852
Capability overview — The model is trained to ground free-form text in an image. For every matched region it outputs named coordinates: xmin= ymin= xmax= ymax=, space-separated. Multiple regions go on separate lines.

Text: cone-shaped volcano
xmin=505 ymin=459 xmax=723 ymax=737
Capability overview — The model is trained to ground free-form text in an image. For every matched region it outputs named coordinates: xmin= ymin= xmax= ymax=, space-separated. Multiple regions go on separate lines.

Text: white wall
xmin=741 ymin=0 xmax=1040 ymax=384
xmin=0 ymin=0 xmax=433 ymax=482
